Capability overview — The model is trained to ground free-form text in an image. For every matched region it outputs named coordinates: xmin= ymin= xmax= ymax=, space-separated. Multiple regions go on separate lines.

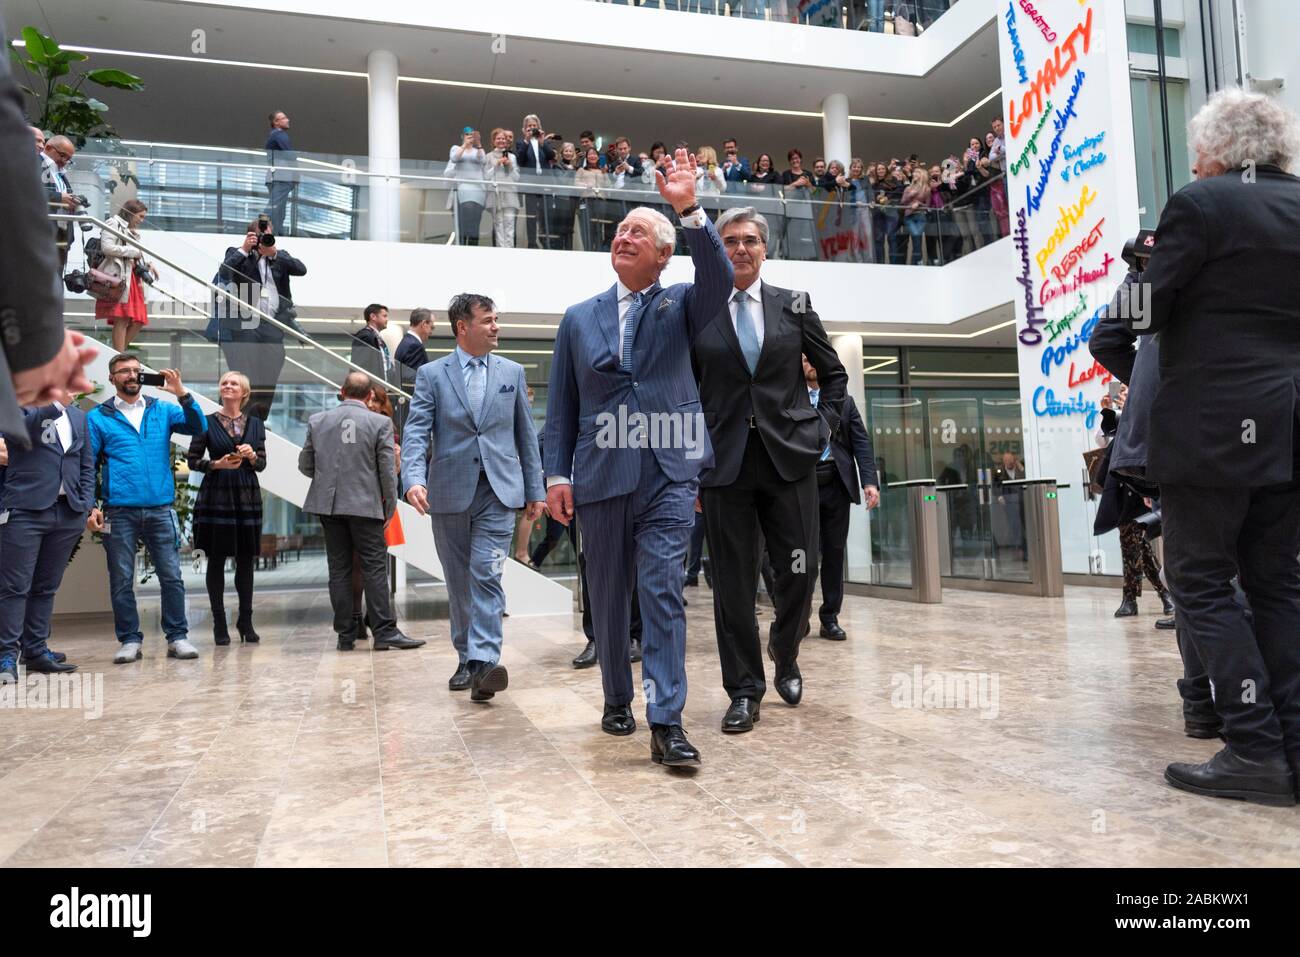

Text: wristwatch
xmin=677 ymin=203 xmax=701 ymax=218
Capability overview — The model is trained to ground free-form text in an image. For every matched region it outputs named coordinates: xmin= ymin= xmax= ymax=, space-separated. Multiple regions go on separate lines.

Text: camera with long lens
xmin=1121 ymin=228 xmax=1156 ymax=273
xmin=63 ymin=269 xmax=90 ymax=294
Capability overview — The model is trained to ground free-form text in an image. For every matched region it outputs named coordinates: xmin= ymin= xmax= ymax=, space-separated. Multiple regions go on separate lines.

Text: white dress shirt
xmin=114 ymin=394 xmax=147 ymax=432
xmin=257 ymin=255 xmax=280 ymax=316
xmin=51 ymin=402 xmax=73 ymax=495
xmin=728 ymin=284 xmax=765 ymax=349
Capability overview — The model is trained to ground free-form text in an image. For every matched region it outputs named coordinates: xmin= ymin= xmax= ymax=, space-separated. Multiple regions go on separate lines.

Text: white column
xmin=831 ymin=334 xmax=872 ymax=580
xmin=367 ymin=49 xmax=401 ymax=243
xmin=821 ymin=92 xmax=852 ymax=167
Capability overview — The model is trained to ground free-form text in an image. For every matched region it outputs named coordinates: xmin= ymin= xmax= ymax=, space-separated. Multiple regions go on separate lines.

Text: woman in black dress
xmin=188 ymin=371 xmax=267 ymax=645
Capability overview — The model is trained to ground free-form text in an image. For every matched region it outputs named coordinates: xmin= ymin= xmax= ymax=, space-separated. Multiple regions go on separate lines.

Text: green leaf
xmin=48 ymin=61 xmax=69 ymax=79
xmin=21 ymin=27 xmax=52 ymax=66
xmin=85 ymin=68 xmax=144 ymax=91
xmin=86 ymin=98 xmax=109 ymax=112
xmin=51 ymin=50 xmax=89 ymax=64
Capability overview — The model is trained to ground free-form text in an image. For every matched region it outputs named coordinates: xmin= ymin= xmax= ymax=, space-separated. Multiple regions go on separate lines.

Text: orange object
xmin=384 ymin=510 xmax=405 ymax=547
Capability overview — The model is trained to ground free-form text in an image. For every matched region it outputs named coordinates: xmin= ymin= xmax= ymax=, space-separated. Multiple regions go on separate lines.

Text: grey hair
xmin=1188 ymin=88 xmax=1300 ymax=174
xmin=621 ymin=207 xmax=677 ymax=255
xmin=714 ymin=206 xmax=769 ymax=246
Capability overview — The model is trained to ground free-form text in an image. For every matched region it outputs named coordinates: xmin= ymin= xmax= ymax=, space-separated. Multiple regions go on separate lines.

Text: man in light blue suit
xmin=544 ymin=148 xmax=733 ymax=767
xmin=403 ymin=293 xmax=545 ymax=702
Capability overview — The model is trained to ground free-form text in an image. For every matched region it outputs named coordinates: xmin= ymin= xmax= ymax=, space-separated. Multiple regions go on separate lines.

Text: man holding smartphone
xmin=87 ymin=355 xmax=207 ymax=664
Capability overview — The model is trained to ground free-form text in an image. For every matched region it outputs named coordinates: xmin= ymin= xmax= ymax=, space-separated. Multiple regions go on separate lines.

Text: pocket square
xmin=499 ymin=384 xmax=515 ymax=393
xmin=657 ymin=298 xmax=676 ymax=312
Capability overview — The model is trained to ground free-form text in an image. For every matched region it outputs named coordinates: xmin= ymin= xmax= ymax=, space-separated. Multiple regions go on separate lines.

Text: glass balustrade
xmin=68 ymin=139 xmax=1009 ymax=265
xmin=587 ymin=0 xmax=957 ymax=34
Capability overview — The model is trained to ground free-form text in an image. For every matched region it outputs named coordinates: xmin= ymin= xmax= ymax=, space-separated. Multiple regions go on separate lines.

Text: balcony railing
xmin=67 ymin=139 xmax=1009 ymax=265
xmin=586 ymin=0 xmax=957 ymax=33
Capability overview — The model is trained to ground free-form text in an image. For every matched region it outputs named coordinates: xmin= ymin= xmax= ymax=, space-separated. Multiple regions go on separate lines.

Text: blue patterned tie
xmin=620 ymin=291 xmax=645 ymax=372
xmin=735 ymin=291 xmax=761 ymax=375
xmin=467 ymin=356 xmax=486 ymax=420
xmin=810 ymin=389 xmax=831 ymax=461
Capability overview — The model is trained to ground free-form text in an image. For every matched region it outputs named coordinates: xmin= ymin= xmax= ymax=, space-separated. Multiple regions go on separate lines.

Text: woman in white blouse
xmin=445 ymin=128 xmax=488 ymax=245
xmin=485 ymin=127 xmax=521 ymax=249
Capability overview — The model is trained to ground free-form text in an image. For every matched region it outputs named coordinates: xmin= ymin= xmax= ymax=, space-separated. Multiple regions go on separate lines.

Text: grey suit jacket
xmin=298 ymin=399 xmax=397 ymax=521
xmin=0 ymin=16 xmax=67 ymax=448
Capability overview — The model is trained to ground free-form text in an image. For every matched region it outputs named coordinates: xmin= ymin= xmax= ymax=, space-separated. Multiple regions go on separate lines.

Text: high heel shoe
xmin=213 ymin=614 xmax=231 ymax=647
xmin=236 ymin=617 xmax=260 ymax=644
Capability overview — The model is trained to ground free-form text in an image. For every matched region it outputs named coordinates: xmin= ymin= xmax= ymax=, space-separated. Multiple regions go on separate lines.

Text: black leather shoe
xmin=1114 ymin=599 xmax=1138 ymax=618
xmin=819 ymin=620 xmax=847 ymax=641
xmin=766 ymin=640 xmax=803 ymax=706
xmin=49 ymin=650 xmax=66 ymax=664
xmin=337 ymin=638 xmax=355 ymax=651
xmin=1155 ymin=617 xmax=1175 ymax=630
xmin=572 ymin=640 xmax=597 ymax=669
xmin=372 ymin=632 xmax=426 ymax=651
xmin=721 ymin=697 xmax=760 ymax=733
xmin=21 ymin=651 xmax=77 ymax=674
xmin=601 ymin=703 xmax=636 ymax=736
xmin=650 ymin=724 xmax=700 ymax=767
xmin=684 ymin=576 xmax=698 ymax=588
xmin=1161 ymin=593 xmax=1175 ymax=615
xmin=448 ymin=663 xmax=472 ymax=691
xmin=629 ymin=638 xmax=642 ymax=663
xmin=1165 ymin=746 xmax=1296 ymax=806
xmin=469 ymin=662 xmax=508 ymax=701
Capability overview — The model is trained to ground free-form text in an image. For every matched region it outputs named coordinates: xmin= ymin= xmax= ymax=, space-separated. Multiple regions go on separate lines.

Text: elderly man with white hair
xmin=543 ymin=149 xmax=733 ymax=768
xmin=515 ymin=112 xmax=556 ymax=248
xmin=1128 ymin=88 xmax=1300 ymax=806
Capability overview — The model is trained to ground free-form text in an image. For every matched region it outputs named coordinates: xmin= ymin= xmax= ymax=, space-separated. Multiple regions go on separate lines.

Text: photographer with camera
xmin=210 ymin=215 xmax=306 ymax=421
xmin=515 ymin=113 xmax=555 ymax=249
xmin=96 ymin=199 xmax=158 ymax=352
xmin=40 ymin=135 xmax=84 ymax=270
xmin=1124 ymin=89 xmax=1300 ymax=807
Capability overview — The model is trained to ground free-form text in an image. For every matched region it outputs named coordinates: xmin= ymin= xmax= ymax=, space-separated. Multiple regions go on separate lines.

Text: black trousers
xmin=531 ymin=515 xmax=574 ymax=567
xmin=1162 ymin=480 xmax=1300 ymax=766
xmin=816 ymin=463 xmax=852 ymax=622
xmin=321 ymin=515 xmax=397 ymax=641
xmin=702 ymin=431 xmax=819 ymax=701
xmin=523 ymin=193 xmax=549 ymax=249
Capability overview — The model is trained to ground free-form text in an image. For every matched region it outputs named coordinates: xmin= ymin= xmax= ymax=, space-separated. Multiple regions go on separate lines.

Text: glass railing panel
xmin=868 ymin=484 xmax=914 ymax=588
xmin=586 ymin=0 xmax=956 ymax=33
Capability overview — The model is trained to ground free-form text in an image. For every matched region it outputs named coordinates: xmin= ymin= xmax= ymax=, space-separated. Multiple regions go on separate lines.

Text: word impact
xmin=1026 ymin=70 xmax=1085 ymax=215
xmin=1040 ymin=252 xmax=1117 ymax=307
xmin=1046 ymin=294 xmax=1089 ymax=343
xmin=1010 ymin=102 xmax=1053 ymax=176
xmin=1051 ymin=217 xmax=1106 ymax=283
xmin=1007 ymin=5 xmax=1094 ymax=139
xmin=1018 ymin=0 xmax=1057 ymax=42
xmin=1034 ymin=183 xmax=1098 ymax=276
xmin=1032 ymin=386 xmax=1100 ymax=429
xmin=1006 ymin=2 xmax=1029 ymax=84
xmin=1040 ymin=306 xmax=1104 ymax=375
xmin=1013 ymin=207 xmax=1047 ymax=345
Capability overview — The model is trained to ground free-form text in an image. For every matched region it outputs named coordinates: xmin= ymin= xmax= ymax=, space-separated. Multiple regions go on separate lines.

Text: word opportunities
xmin=1018 ymin=0 xmax=1057 ymax=42
xmin=1006 ymin=2 xmax=1029 ymax=83
xmin=1034 ymin=182 xmax=1098 ymax=276
xmin=1014 ymin=208 xmax=1047 ymax=345
xmin=1007 ymin=5 xmax=1094 ymax=139
xmin=1026 ymin=70 xmax=1085 ymax=215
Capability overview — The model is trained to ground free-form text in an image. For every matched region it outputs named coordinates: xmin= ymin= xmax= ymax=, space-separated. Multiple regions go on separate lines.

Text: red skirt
xmin=96 ymin=270 xmax=148 ymax=326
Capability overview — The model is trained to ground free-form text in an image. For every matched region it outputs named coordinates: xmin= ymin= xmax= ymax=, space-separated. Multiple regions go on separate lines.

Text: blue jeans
xmin=103 ymin=505 xmax=189 ymax=644
xmin=905 ymin=212 xmax=927 ymax=264
xmin=0 ymin=500 xmax=85 ymax=659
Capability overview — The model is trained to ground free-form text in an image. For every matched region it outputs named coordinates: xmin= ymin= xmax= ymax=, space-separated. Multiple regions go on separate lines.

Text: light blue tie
xmin=467 ymin=356 xmax=486 ymax=420
xmin=810 ymin=388 xmax=832 ymax=461
xmin=735 ymin=291 xmax=761 ymax=375
xmin=620 ymin=291 xmax=645 ymax=372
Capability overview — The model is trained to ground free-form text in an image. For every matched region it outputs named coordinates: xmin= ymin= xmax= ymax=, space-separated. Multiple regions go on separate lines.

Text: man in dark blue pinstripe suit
xmin=544 ymin=148 xmax=733 ymax=768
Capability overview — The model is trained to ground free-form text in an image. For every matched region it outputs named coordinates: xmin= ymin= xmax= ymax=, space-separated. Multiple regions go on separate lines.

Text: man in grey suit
xmin=402 ymin=293 xmax=545 ymax=702
xmin=0 ymin=15 xmax=96 ymax=448
xmin=299 ymin=371 xmax=425 ymax=652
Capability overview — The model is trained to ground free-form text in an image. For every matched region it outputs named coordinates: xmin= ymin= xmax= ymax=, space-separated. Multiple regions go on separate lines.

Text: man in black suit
xmin=213 ymin=217 xmax=306 ymax=420
xmin=1126 ymin=90 xmax=1300 ymax=806
xmin=394 ymin=307 xmax=433 ymax=391
xmin=803 ymin=356 xmax=877 ymax=641
xmin=349 ymin=302 xmax=395 ymax=388
xmin=515 ymin=113 xmax=556 ymax=249
xmin=693 ymin=205 xmax=847 ymax=732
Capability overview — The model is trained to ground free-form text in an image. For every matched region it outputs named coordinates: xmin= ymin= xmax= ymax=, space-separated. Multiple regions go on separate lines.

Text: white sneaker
xmin=113 ymin=642 xmax=143 ymax=664
xmin=167 ymin=639 xmax=200 ymax=660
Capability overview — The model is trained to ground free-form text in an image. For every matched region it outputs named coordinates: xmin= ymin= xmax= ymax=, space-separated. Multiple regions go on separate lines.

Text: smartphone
xmin=1108 ymin=381 xmax=1122 ymax=401
xmin=138 ymin=372 xmax=166 ymax=387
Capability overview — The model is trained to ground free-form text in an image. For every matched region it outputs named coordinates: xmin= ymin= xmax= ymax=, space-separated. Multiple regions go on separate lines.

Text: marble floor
xmin=2 ymin=583 xmax=1297 ymax=868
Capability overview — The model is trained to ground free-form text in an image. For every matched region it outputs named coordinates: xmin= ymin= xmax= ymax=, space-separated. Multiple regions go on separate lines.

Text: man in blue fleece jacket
xmin=87 ymin=355 xmax=206 ymax=663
